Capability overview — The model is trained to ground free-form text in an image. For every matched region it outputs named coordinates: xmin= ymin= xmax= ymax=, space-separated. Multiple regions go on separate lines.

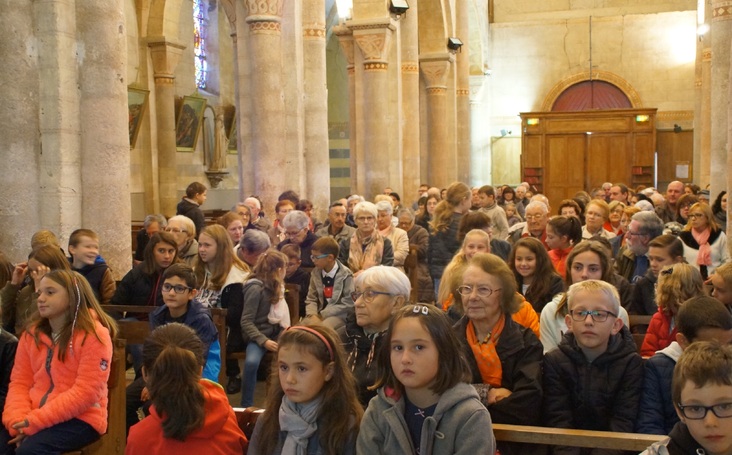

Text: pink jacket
xmin=2 ymin=319 xmax=113 ymax=436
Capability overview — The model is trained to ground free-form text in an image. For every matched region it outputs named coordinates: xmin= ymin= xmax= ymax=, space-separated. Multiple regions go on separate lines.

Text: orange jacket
xmin=512 ymin=296 xmax=541 ymax=340
xmin=3 ymin=319 xmax=113 ymax=436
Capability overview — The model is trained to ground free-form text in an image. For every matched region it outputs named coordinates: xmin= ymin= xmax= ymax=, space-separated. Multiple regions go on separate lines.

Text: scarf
xmin=466 ymin=315 xmax=505 ymax=387
xmin=691 ymin=228 xmax=711 ymax=266
xmin=348 ymin=230 xmax=384 ymax=273
xmin=279 ymin=395 xmax=322 ymax=455
xmin=268 ymin=284 xmax=291 ymax=329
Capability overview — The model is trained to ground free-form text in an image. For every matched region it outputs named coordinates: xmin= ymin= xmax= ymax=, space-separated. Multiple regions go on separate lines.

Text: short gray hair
xmin=282 ymin=210 xmax=310 ymax=231
xmin=631 ymin=211 xmax=664 ymax=239
xmin=353 ymin=201 xmax=378 ymax=219
xmin=168 ymin=215 xmax=196 ymax=239
xmin=397 ymin=208 xmax=415 ymax=222
xmin=347 ymin=194 xmax=364 ymax=204
xmin=375 ymin=200 xmax=394 ymax=216
xmin=354 ymin=265 xmax=411 ymax=299
xmin=244 ymin=197 xmax=261 ymax=209
xmin=525 ymin=200 xmax=548 ymax=214
xmin=239 ymin=229 xmax=271 ymax=254
xmin=144 ymin=214 xmax=167 ymax=229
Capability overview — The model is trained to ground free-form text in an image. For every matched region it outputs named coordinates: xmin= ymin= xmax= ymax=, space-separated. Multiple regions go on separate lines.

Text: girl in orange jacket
xmin=2 ymin=270 xmax=117 ymax=454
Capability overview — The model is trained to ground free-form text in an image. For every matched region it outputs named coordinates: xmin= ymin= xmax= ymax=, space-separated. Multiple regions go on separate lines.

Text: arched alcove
xmin=551 ymin=80 xmax=632 ymax=111
xmin=541 ymin=71 xmax=642 ymax=111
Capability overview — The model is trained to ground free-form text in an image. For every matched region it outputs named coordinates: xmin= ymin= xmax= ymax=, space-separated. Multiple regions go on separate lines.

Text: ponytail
xmin=143 ymin=324 xmax=205 ymax=440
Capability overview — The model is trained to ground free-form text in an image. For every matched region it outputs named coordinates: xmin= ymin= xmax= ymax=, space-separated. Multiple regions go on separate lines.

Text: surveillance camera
xmin=389 ymin=0 xmax=409 ymax=16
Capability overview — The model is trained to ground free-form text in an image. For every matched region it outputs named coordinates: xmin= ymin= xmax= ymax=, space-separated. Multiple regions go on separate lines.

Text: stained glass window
xmin=194 ymin=0 xmax=208 ymax=90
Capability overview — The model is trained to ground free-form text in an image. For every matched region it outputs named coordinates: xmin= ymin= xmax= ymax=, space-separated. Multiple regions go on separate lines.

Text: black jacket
xmin=629 ymin=269 xmax=657 ymax=315
xmin=278 ymin=231 xmax=320 ymax=268
xmin=0 ymin=330 xmax=18 ymax=412
xmin=111 ymin=262 xmax=164 ymax=308
xmin=340 ymin=315 xmax=387 ymax=407
xmin=428 ymin=213 xmax=462 ymax=279
xmin=542 ymin=327 xmax=644 ymax=455
xmin=176 ymin=199 xmax=205 ymax=239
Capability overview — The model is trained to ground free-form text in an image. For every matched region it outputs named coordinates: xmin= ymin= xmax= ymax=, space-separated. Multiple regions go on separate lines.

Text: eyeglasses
xmin=688 ymin=213 xmax=705 ymax=219
xmin=677 ymin=402 xmax=732 ymax=420
xmin=525 ymin=214 xmax=544 ymax=220
xmin=569 ymin=309 xmax=617 ymax=322
xmin=456 ymin=285 xmax=501 ymax=298
xmin=351 ymin=290 xmax=394 ymax=303
xmin=356 ymin=216 xmax=375 ymax=223
xmin=626 ymin=231 xmax=645 ymax=237
xmin=162 ymin=283 xmax=192 ymax=294
xmin=285 ymin=229 xmax=304 ymax=237
xmin=310 ymin=253 xmax=329 ymax=261
xmin=165 ymin=228 xmax=187 ymax=234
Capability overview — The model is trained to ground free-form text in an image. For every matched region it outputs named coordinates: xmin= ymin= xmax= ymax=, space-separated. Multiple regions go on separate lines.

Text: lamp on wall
xmin=447 ymin=37 xmax=463 ymax=53
xmin=389 ymin=0 xmax=409 ymax=18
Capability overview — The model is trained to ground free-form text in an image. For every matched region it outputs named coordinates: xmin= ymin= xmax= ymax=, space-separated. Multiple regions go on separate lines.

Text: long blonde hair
xmin=193 ymin=225 xmax=249 ymax=290
xmin=430 ymin=182 xmax=470 ymax=233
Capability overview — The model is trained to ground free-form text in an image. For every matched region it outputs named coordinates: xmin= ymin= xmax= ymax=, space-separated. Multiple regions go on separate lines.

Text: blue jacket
xmin=636 ymin=341 xmax=682 ymax=435
xmin=149 ymin=301 xmax=221 ymax=381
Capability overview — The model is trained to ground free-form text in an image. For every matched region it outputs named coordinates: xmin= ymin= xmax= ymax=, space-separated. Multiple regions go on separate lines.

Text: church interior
xmin=0 ymin=0 xmax=727 ymax=278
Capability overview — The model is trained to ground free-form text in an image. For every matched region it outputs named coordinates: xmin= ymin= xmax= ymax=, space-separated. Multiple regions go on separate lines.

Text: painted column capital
xmin=350 ymin=18 xmax=396 ymax=68
xmin=244 ymin=0 xmax=283 ymax=24
xmin=146 ymin=38 xmax=186 ymax=82
xmin=334 ymin=25 xmax=355 ymax=67
xmin=419 ymin=53 xmax=454 ymax=91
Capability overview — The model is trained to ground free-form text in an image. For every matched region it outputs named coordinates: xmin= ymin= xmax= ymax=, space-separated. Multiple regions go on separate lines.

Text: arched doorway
xmin=552 ymin=80 xmax=632 ymax=111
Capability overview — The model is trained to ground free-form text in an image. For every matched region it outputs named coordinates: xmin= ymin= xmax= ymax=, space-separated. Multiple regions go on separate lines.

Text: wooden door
xmin=656 ymin=130 xmax=694 ymax=190
xmin=587 ymin=133 xmax=632 ymax=189
xmin=546 ymin=135 xmax=586 ymax=208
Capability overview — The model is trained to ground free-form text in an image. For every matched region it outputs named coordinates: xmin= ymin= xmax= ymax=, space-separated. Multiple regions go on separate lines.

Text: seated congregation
xmin=0 ymin=179 xmax=730 ymax=454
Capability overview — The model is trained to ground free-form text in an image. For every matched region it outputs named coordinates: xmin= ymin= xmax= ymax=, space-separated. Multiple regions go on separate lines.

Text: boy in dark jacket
xmin=543 ymin=279 xmax=644 ymax=455
xmin=641 ymin=341 xmax=732 ymax=455
xmin=176 ymin=181 xmax=207 ymax=239
xmin=636 ymin=296 xmax=732 ymax=435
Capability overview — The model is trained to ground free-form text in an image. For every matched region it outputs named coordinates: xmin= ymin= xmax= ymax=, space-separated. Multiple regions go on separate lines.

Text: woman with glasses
xmin=453 ymin=253 xmax=542 ymax=455
xmin=277 ymin=210 xmax=320 ymax=268
xmin=341 ymin=265 xmax=408 ymax=406
xmin=338 ymin=201 xmax=394 ymax=277
xmin=164 ymin=215 xmax=198 ymax=266
xmin=540 ymin=241 xmax=631 ymax=354
xmin=582 ymin=199 xmax=617 ymax=241
xmin=604 ymin=201 xmax=627 ymax=236
xmin=679 ymin=202 xmax=730 ymax=280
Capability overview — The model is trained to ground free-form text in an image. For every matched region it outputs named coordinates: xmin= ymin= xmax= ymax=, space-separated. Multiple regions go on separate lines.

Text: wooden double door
xmin=519 ymin=109 xmax=656 ymax=210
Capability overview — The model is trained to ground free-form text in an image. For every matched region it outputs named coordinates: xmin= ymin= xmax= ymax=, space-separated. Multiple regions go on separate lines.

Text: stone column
xmin=77 ymin=0 xmax=131 ymax=277
xmin=455 ymin=0 xmax=471 ymax=184
xmin=234 ymin=0 xmax=255 ymax=199
xmin=148 ymin=38 xmax=185 ymax=217
xmin=0 ymin=0 xmax=43 ymax=260
xmin=334 ymin=25 xmax=359 ymax=195
xmin=244 ymin=0 xmax=289 ymax=204
xmin=699 ymin=46 xmax=712 ymax=189
xmin=420 ymin=53 xmax=456 ymax=188
xmin=352 ymin=19 xmax=396 ymax=198
xmin=400 ymin=5 xmax=420 ymax=200
xmin=710 ymin=0 xmax=732 ymax=200
xmin=302 ymin=0 xmax=329 ymax=216
xmin=35 ymin=0 xmax=82 ymax=247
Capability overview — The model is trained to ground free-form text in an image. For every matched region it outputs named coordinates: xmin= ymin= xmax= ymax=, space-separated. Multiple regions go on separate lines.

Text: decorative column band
xmin=364 ymin=62 xmax=388 ymax=71
xmin=248 ymin=21 xmax=281 ymax=33
xmin=427 ymin=87 xmax=447 ymax=94
xmin=153 ymin=75 xmax=176 ymax=85
xmin=456 ymin=89 xmax=470 ymax=96
xmin=303 ymin=28 xmax=325 ymax=38
xmin=402 ymin=62 xmax=418 ymax=73
xmin=712 ymin=4 xmax=732 ymax=20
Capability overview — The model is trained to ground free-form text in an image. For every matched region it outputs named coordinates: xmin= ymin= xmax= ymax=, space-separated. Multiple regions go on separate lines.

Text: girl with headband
xmin=2 ymin=270 xmax=117 ymax=454
xmin=249 ymin=322 xmax=363 ymax=455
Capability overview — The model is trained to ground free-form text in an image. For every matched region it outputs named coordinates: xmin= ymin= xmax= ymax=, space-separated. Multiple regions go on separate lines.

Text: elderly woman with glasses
xmin=679 ymin=202 xmax=731 ymax=280
xmin=277 ymin=210 xmax=320 ymax=268
xmin=341 ymin=265 xmax=409 ymax=406
xmin=453 ymin=253 xmax=542 ymax=455
xmin=339 ymin=201 xmax=394 ymax=277
xmin=165 ymin=215 xmax=198 ymax=265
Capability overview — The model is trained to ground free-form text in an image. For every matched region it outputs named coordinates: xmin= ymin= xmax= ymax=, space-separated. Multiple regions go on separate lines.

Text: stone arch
xmin=540 ymin=70 xmax=642 ymax=111
xmin=417 ymin=0 xmax=449 ymax=54
xmin=147 ymin=0 xmax=184 ymax=38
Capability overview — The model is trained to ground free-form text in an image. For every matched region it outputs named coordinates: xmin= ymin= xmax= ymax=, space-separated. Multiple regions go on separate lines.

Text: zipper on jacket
xmin=38 ymin=345 xmax=55 ymax=407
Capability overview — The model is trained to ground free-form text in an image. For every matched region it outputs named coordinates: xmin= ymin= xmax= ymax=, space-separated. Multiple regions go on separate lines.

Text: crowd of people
xmin=0 ymin=178 xmax=730 ymax=454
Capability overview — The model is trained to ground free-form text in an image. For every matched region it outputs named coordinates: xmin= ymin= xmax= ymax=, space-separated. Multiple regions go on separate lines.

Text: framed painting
xmin=127 ymin=87 xmax=149 ymax=149
xmin=175 ymin=94 xmax=207 ymax=152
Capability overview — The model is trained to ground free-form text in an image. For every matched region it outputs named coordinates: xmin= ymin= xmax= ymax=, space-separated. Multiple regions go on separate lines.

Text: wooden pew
xmin=492 ymin=423 xmax=664 ymax=452
xmin=64 ymin=338 xmax=127 ymax=454
xmin=101 ymin=305 xmax=228 ymax=385
xmin=629 ymin=314 xmax=654 ymax=353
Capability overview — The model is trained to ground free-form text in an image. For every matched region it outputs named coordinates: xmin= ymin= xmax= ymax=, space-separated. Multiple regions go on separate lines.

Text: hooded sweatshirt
xmin=640 ymin=421 xmax=708 ymax=455
xmin=636 ymin=341 xmax=683 ymax=435
xmin=126 ymin=379 xmax=247 ymax=455
xmin=357 ymin=383 xmax=495 ymax=455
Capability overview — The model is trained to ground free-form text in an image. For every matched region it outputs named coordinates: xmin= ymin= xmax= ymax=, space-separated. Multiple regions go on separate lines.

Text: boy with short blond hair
xmin=642 ymin=341 xmax=732 ymax=455
xmin=304 ymin=237 xmax=354 ymax=331
xmin=543 ymin=279 xmax=644 ymax=455
xmin=68 ymin=228 xmax=115 ymax=305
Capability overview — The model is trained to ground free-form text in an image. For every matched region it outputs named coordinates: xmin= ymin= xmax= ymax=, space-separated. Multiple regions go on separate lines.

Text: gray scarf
xmin=279 ymin=395 xmax=322 ymax=455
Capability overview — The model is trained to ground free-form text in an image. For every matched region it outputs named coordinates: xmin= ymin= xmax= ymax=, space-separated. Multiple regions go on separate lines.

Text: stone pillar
xmin=455 ymin=0 xmax=471 ymax=184
xmin=0 ymin=0 xmax=43 ymax=260
xmin=334 ymin=25 xmax=359 ymax=195
xmin=352 ymin=19 xmax=396 ymax=198
xmin=234 ymin=0 xmax=255 ymax=199
xmin=302 ymin=0 xmax=329 ymax=215
xmin=148 ymin=38 xmax=185 ymax=217
xmin=469 ymin=75 xmax=490 ymax=186
xmin=400 ymin=5 xmax=420 ymax=200
xmin=420 ymin=54 xmax=456 ymax=188
xmin=35 ymin=0 xmax=82 ymax=247
xmin=710 ymin=0 xmax=731 ymax=199
xmin=77 ymin=0 xmax=131 ymax=277
xmin=699 ymin=46 xmax=712 ymax=189
xmin=244 ymin=0 xmax=290 ymax=205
